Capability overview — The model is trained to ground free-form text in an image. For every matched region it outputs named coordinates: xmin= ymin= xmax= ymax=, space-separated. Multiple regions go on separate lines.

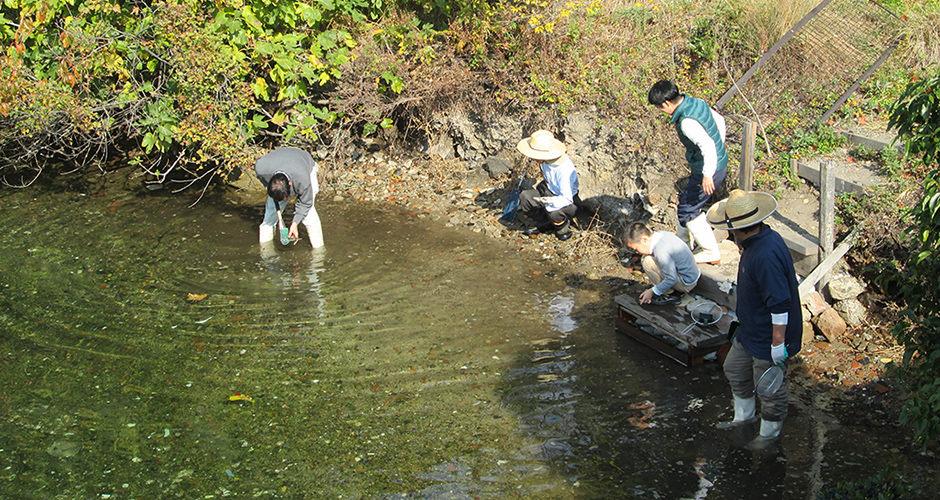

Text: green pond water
xmin=0 ymin=183 xmax=936 ymax=499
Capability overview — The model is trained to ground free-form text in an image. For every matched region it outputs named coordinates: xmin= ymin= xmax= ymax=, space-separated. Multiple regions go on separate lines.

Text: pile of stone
xmin=800 ymin=275 xmax=867 ymax=346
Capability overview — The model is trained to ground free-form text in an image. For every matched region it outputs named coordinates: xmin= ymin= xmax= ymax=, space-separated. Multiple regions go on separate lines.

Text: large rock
xmin=813 ymin=307 xmax=848 ymax=342
xmin=801 ymin=291 xmax=829 ymax=317
xmin=827 ymin=276 xmax=865 ymax=301
xmin=484 ymin=156 xmax=512 ymax=179
xmin=834 ymin=298 xmax=867 ymax=327
xmin=802 ymin=321 xmax=815 ymax=346
xmin=427 ymin=133 xmax=455 ymax=159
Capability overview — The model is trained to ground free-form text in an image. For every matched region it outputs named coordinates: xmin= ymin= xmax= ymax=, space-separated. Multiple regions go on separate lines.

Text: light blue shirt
xmin=540 ymin=155 xmax=579 ymax=212
xmin=650 ymin=231 xmax=701 ymax=296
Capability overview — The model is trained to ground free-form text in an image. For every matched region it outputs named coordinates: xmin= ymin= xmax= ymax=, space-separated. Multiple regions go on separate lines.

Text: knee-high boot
xmin=687 ymin=212 xmax=721 ymax=264
xmin=715 ymin=395 xmax=758 ymax=429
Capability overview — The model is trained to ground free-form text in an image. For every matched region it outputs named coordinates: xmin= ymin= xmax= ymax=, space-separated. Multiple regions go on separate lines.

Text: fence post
xmin=818 ymin=160 xmax=836 ymax=290
xmin=738 ymin=120 xmax=757 ymax=191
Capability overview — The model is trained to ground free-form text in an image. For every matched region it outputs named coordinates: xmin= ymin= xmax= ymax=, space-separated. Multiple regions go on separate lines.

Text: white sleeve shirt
xmin=540 ymin=155 xmax=579 ymax=212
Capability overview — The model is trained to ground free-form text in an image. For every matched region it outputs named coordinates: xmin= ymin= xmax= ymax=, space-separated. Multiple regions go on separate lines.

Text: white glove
xmin=771 ymin=343 xmax=787 ymax=366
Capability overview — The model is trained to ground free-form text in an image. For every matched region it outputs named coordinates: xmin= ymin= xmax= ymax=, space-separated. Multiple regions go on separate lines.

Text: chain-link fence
xmin=716 ymin=0 xmax=902 ymax=140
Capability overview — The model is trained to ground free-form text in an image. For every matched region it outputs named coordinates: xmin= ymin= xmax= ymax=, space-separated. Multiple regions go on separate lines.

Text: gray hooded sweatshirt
xmin=254 ymin=147 xmax=318 ymax=225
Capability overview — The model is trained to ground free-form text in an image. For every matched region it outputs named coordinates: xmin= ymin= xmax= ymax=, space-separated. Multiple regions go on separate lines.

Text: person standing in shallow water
xmin=648 ymin=79 xmax=727 ymax=264
xmin=254 ymin=147 xmax=324 ymax=250
xmin=515 ymin=130 xmax=581 ymax=241
xmin=707 ymin=189 xmax=802 ymax=449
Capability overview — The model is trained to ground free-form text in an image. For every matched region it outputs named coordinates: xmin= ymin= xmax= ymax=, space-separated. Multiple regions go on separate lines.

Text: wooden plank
xmin=819 ymin=160 xmax=836 ymax=289
xmin=739 ymin=120 xmax=757 ymax=191
xmin=614 ymin=309 xmax=728 ymax=367
xmin=616 ymin=314 xmax=694 ymax=367
xmin=614 ymin=294 xmax=729 ymax=349
xmin=798 ymin=224 xmax=863 ymax=297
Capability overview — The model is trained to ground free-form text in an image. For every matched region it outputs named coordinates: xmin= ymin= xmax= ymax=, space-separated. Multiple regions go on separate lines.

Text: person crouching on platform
xmin=515 ymin=130 xmax=581 ymax=241
xmin=707 ymin=189 xmax=802 ymax=449
xmin=623 ymin=222 xmax=700 ymax=306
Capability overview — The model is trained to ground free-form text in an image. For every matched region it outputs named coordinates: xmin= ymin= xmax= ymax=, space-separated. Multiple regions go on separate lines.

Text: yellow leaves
xmin=251 ymin=77 xmax=270 ymax=100
xmin=306 ymin=54 xmax=327 ymax=70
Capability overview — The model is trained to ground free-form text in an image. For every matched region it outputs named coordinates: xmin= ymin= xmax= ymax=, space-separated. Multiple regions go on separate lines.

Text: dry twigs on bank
xmin=567 ymin=211 xmax=619 ymax=267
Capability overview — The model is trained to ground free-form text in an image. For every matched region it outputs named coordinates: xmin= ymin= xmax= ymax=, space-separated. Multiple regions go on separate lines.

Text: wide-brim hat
xmin=707 ymin=189 xmax=777 ymax=230
xmin=517 ymin=130 xmax=566 ymax=161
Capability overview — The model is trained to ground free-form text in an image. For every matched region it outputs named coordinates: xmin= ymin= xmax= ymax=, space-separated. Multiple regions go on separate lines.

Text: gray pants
xmin=640 ymin=255 xmax=697 ymax=293
xmin=723 ymin=338 xmax=788 ymax=422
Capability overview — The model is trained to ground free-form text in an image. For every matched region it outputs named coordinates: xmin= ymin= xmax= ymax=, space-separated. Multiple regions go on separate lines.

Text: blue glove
xmin=771 ymin=343 xmax=787 ymax=366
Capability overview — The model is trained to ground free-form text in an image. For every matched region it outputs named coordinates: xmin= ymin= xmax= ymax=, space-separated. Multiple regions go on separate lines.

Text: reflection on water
xmin=0 ymin=186 xmax=935 ymax=499
xmin=545 ymin=292 xmax=578 ymax=335
xmin=260 ymin=245 xmax=327 ymax=316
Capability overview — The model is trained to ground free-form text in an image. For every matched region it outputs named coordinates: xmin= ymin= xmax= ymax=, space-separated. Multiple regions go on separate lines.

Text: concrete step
xmin=779 ymin=129 xmax=893 ymax=263
xmin=793 ymin=158 xmax=884 ymax=196
xmin=837 ymin=128 xmax=901 ymax=153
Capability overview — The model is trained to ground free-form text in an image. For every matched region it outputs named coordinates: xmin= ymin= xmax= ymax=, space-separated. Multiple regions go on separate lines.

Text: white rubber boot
xmin=715 ymin=396 xmax=758 ymax=429
xmin=259 ymin=224 xmax=277 ymax=259
xmin=687 ymin=213 xmax=721 ymax=264
xmin=303 ymin=210 xmax=324 ymax=249
xmin=748 ymin=419 xmax=784 ymax=450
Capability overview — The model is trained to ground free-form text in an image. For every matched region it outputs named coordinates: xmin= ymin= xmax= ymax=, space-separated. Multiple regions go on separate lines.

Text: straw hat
xmin=517 ymin=130 xmax=566 ymax=161
xmin=706 ymin=189 xmax=778 ymax=230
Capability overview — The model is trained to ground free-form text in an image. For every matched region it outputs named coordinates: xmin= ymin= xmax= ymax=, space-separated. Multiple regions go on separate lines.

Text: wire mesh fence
xmin=716 ymin=0 xmax=902 ymax=139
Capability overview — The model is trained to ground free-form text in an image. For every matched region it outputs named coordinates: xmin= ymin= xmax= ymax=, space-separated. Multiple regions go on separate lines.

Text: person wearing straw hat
xmin=623 ymin=222 xmax=700 ymax=306
xmin=255 ymin=147 xmax=324 ymax=251
xmin=515 ymin=130 xmax=581 ymax=241
xmin=707 ymin=189 xmax=802 ymax=449
xmin=648 ymin=80 xmax=727 ymax=264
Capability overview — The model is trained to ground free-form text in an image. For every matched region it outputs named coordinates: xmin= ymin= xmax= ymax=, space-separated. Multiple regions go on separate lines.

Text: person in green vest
xmin=648 ymin=80 xmax=728 ymax=264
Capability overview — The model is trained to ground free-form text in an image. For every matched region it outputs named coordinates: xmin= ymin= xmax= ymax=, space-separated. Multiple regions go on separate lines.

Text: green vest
xmin=671 ymin=95 xmax=728 ymax=176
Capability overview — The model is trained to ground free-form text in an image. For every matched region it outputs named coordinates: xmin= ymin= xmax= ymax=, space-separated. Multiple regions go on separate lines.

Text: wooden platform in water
xmin=614 ymin=294 xmax=733 ymax=367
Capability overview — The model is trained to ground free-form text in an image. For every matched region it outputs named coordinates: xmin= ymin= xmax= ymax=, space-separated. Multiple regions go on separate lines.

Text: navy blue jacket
xmin=736 ymin=225 xmax=803 ymax=360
